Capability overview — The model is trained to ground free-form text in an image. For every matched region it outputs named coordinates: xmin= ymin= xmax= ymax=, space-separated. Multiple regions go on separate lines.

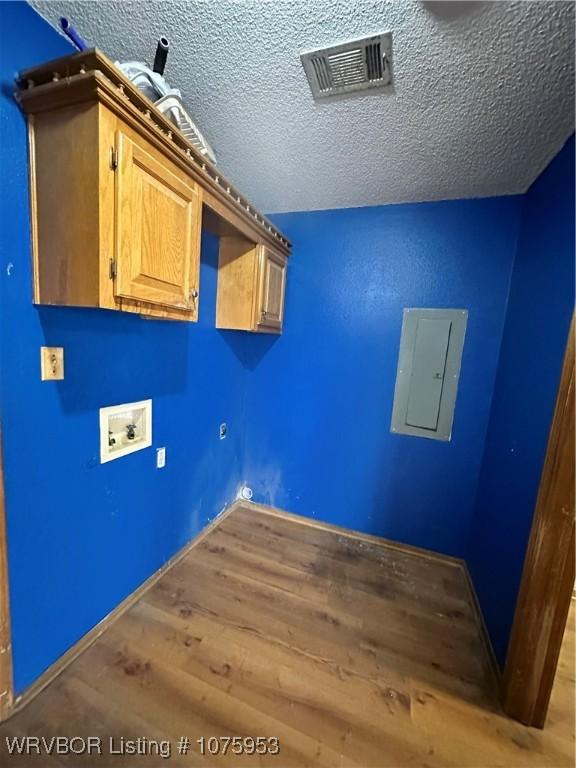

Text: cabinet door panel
xmin=256 ymin=247 xmax=287 ymax=331
xmin=115 ymin=130 xmax=201 ymax=311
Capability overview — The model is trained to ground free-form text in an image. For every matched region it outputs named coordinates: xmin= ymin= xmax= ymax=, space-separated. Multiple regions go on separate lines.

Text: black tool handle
xmin=153 ymin=37 xmax=169 ymax=75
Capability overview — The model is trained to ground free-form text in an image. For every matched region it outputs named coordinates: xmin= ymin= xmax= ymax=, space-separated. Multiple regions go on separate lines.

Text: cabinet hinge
xmin=109 ymin=258 xmax=117 ymax=280
xmin=110 ymin=147 xmax=118 ymax=171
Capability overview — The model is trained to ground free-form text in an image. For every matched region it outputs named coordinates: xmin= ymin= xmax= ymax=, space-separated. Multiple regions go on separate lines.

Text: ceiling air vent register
xmin=301 ymin=33 xmax=392 ymax=100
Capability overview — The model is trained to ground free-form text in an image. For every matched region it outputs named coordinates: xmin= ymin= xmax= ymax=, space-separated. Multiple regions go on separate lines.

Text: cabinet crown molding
xmin=16 ymin=48 xmax=291 ymax=257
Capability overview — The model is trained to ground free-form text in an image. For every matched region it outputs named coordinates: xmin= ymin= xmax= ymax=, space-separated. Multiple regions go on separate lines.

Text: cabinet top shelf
xmin=16 ymin=48 xmax=291 ymax=257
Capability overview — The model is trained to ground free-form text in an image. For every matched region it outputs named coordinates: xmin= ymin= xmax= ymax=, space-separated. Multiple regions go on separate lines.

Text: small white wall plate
xmin=99 ymin=399 xmax=152 ymax=463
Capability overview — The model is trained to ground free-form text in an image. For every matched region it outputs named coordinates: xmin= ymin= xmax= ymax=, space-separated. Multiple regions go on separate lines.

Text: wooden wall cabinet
xmin=216 ymin=238 xmax=287 ymax=333
xmin=17 ymin=49 xmax=291 ymax=325
xmin=30 ymin=104 xmax=202 ymax=321
xmin=115 ymin=130 xmax=201 ymax=314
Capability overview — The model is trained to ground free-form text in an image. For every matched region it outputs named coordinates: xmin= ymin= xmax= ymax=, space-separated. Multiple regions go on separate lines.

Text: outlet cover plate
xmin=40 ymin=346 xmax=64 ymax=380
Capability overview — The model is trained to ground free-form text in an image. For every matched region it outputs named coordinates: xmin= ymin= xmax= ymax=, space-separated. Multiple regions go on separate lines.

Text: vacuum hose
xmin=153 ymin=37 xmax=169 ymax=75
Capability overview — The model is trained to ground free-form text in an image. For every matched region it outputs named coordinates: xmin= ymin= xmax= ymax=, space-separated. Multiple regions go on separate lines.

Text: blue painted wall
xmin=242 ymin=198 xmax=522 ymax=557
xmin=2 ymin=0 xmax=572 ymax=698
xmin=467 ymin=136 xmax=575 ymax=666
xmin=0 ymin=2 xmax=246 ymax=693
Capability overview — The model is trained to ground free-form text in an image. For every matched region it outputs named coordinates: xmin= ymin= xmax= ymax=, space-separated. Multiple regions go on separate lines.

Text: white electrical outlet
xmin=156 ymin=447 xmax=166 ymax=469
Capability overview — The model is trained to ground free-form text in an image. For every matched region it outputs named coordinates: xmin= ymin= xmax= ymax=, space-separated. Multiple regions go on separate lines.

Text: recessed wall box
xmin=99 ymin=399 xmax=152 ymax=463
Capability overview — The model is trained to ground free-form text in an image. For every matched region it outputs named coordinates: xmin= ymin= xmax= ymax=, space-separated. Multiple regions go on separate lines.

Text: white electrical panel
xmin=99 ymin=399 xmax=152 ymax=463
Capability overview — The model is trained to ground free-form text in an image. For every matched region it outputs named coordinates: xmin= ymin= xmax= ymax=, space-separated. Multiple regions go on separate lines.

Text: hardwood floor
xmin=0 ymin=504 xmax=574 ymax=766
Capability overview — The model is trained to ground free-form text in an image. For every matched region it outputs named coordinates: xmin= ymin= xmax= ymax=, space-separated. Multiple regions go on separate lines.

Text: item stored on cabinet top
xmin=153 ymin=37 xmax=169 ymax=75
xmin=116 ymin=59 xmax=217 ymax=165
xmin=59 ymin=17 xmax=89 ymax=51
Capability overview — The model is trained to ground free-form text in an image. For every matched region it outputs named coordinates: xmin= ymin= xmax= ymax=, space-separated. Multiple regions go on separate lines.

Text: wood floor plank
xmin=211 ymin=520 xmax=476 ymax=621
xmin=156 ymin=551 xmax=490 ymax=703
xmin=103 ymin=605 xmax=416 ymax=766
xmin=190 ymin=534 xmax=481 ymax=652
xmin=0 ymin=504 xmax=573 ymax=767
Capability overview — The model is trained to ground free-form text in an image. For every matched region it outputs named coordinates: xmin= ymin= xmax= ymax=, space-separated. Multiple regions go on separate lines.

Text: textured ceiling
xmin=31 ymin=0 xmax=575 ymax=213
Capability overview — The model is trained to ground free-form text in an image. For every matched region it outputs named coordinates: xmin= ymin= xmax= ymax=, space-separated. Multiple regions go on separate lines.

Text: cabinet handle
xmin=189 ymin=289 xmax=198 ymax=301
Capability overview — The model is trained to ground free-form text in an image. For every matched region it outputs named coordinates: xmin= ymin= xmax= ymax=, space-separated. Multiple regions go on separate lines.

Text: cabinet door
xmin=256 ymin=246 xmax=287 ymax=331
xmin=114 ymin=130 xmax=201 ymax=312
